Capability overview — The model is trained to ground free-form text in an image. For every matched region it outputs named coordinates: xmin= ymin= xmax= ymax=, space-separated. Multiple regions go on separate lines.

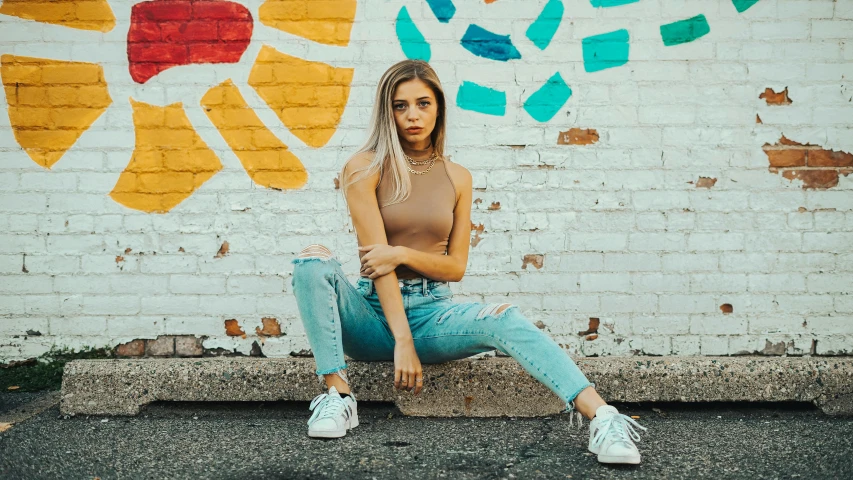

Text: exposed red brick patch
xmin=255 ymin=317 xmax=282 ymax=337
xmin=522 ymin=254 xmax=544 ymax=270
xmin=534 ymin=320 xmax=546 ymax=329
xmin=695 ymin=177 xmax=717 ymax=189
xmin=178 ymin=247 xmax=185 ymax=252
xmin=782 ymin=170 xmax=845 ymax=189
xmin=720 ymin=303 xmax=733 ymax=314
xmin=766 ymin=149 xmax=806 ymax=168
xmin=558 ymin=128 xmax=599 ymax=145
xmin=474 ymin=198 xmax=482 ymax=206
xmin=115 ymin=255 xmax=124 ymax=263
xmin=756 ymin=114 xmax=762 ymax=124
xmin=585 ymin=334 xmax=599 ymax=341
xmin=333 ymin=175 xmax=340 ymax=189
xmin=488 ymin=201 xmax=501 ymax=211
xmin=224 ymin=318 xmax=246 ymax=337
xmin=798 ymin=206 xmax=807 ymax=212
xmin=578 ymin=317 xmax=600 ymax=336
xmin=146 ymin=336 xmax=175 ymax=356
xmin=470 ymin=222 xmax=485 ymax=247
xmin=116 ymin=339 xmax=145 ymax=357
xmin=124 ymin=247 xmax=132 ymax=254
xmin=759 ymin=87 xmax=792 ymax=105
xmin=215 ymin=241 xmax=230 ymax=258
xmin=764 ymin=135 xmax=853 ymax=189
xmin=809 ymin=149 xmax=853 ymax=167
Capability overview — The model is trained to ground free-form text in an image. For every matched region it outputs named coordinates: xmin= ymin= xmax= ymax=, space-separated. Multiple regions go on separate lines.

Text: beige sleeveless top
xmin=358 ymin=158 xmax=457 ymax=280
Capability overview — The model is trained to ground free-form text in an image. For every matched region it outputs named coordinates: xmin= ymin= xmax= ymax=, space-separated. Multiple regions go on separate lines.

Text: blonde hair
xmin=338 ymin=59 xmax=448 ymax=210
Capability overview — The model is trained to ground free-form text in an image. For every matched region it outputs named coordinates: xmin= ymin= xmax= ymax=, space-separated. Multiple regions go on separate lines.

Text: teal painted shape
xmin=523 ymin=72 xmax=572 ymax=122
xmin=396 ymin=6 xmax=431 ymax=61
xmin=526 ymin=0 xmax=564 ymax=50
xmin=426 ymin=0 xmax=455 ymax=23
xmin=457 ymin=81 xmax=506 ymax=116
xmin=590 ymin=0 xmax=640 ymax=7
xmin=732 ymin=0 xmax=761 ymax=13
xmin=461 ymin=24 xmax=522 ymax=61
xmin=660 ymin=14 xmax=710 ymax=46
xmin=582 ymin=29 xmax=629 ymax=72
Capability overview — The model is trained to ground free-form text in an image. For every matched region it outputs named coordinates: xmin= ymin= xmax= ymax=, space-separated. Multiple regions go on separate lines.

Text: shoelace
xmin=307 ymin=392 xmax=349 ymax=426
xmin=589 ymin=414 xmax=648 ymax=449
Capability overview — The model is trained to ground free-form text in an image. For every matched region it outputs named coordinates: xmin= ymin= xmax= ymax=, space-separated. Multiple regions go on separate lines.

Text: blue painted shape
xmin=732 ymin=0 xmax=760 ymax=13
xmin=523 ymin=72 xmax=572 ymax=122
xmin=426 ymin=0 xmax=455 ymax=23
xmin=396 ymin=7 xmax=431 ymax=61
xmin=461 ymin=24 xmax=522 ymax=62
xmin=457 ymin=81 xmax=506 ymax=116
xmin=660 ymin=14 xmax=710 ymax=46
xmin=590 ymin=0 xmax=640 ymax=7
xmin=526 ymin=0 xmax=564 ymax=50
xmin=582 ymin=29 xmax=629 ymax=72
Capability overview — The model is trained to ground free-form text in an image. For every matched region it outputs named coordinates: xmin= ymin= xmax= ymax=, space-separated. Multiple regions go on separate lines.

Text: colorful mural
xmin=396 ymin=0 xmax=762 ymax=120
xmin=0 ymin=0 xmax=356 ymax=213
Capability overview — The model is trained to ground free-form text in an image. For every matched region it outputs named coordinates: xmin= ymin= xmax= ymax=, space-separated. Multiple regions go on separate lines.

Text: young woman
xmin=290 ymin=60 xmax=647 ymax=464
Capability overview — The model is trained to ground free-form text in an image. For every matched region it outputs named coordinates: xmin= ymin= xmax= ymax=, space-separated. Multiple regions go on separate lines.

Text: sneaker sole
xmin=308 ymin=412 xmax=359 ymax=439
xmin=597 ymin=453 xmax=641 ymax=464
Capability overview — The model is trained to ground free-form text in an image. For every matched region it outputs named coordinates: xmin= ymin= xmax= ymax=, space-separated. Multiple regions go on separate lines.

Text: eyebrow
xmin=393 ymin=96 xmax=432 ymax=101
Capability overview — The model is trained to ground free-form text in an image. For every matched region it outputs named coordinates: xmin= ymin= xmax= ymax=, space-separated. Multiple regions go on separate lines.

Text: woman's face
xmin=392 ymin=78 xmax=438 ymax=149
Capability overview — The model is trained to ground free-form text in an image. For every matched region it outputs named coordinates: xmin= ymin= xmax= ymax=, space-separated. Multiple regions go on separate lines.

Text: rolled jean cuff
xmin=562 ymin=381 xmax=595 ymax=413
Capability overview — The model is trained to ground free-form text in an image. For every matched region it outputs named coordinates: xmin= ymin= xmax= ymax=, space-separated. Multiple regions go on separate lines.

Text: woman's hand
xmin=393 ymin=337 xmax=423 ymax=395
xmin=358 ymin=244 xmax=404 ymax=279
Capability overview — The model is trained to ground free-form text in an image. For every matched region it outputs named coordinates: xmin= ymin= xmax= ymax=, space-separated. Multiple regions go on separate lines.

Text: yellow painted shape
xmin=0 ymin=0 xmax=116 ymax=32
xmin=259 ymin=0 xmax=356 ymax=46
xmin=1 ymin=54 xmax=112 ymax=169
xmin=110 ymin=99 xmax=223 ymax=213
xmin=201 ymin=79 xmax=308 ymax=190
xmin=248 ymin=45 xmax=353 ymax=148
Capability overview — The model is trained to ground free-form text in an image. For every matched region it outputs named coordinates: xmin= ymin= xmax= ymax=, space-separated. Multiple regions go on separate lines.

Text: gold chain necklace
xmin=404 ymin=150 xmax=438 ymax=175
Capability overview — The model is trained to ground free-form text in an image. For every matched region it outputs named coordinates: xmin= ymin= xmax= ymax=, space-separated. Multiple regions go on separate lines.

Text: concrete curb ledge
xmin=60 ymin=356 xmax=853 ymax=417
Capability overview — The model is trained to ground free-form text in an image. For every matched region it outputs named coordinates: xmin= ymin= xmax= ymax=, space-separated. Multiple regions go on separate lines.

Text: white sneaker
xmin=307 ymin=386 xmax=359 ymax=438
xmin=588 ymin=405 xmax=647 ymax=464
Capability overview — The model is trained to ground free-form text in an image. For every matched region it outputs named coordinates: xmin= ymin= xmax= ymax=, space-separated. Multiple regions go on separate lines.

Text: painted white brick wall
xmin=1 ymin=0 xmax=852 ymax=362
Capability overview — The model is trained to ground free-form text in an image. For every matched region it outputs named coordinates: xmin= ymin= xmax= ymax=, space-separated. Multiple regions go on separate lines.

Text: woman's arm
xmin=400 ymin=163 xmax=473 ymax=283
xmin=342 ymin=153 xmax=413 ymax=342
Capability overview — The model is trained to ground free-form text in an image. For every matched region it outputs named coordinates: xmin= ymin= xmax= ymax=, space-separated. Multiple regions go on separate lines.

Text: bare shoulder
xmin=343 ymin=151 xmax=380 ymax=188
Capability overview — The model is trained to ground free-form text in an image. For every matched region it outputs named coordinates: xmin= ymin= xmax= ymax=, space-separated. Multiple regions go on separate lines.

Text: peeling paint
xmin=215 ymin=241 xmax=230 ymax=258
xmin=255 ymin=317 xmax=283 ymax=337
xmin=224 ymin=319 xmax=246 ymax=337
xmin=578 ymin=317 xmax=600 ymax=336
xmin=759 ymin=87 xmax=793 ymax=105
xmin=695 ymin=176 xmax=717 ymax=189
xmin=764 ymin=135 xmax=853 ymax=189
xmin=470 ymin=222 xmax=485 ymax=247
xmin=720 ymin=304 xmax=733 ymax=314
xmin=488 ymin=201 xmax=501 ymax=210
xmin=521 ymin=254 xmax=544 ymax=270
xmin=558 ymin=128 xmax=599 ymax=145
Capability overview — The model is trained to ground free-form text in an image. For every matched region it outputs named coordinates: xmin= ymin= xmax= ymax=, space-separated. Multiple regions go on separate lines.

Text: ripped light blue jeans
xmin=290 ymin=253 xmax=593 ymax=413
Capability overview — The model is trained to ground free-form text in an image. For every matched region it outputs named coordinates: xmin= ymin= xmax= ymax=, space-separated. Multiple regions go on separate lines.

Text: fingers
xmin=394 ymin=370 xmax=423 ymax=392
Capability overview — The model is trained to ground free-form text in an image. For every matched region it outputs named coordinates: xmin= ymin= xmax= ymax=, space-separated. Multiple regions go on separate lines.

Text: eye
xmin=419 ymin=101 xmax=431 ymax=107
xmin=394 ymin=103 xmax=406 ymax=110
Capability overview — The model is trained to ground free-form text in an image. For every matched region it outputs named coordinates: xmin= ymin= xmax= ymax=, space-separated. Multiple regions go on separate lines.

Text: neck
xmin=401 ymin=138 xmax=433 ymax=159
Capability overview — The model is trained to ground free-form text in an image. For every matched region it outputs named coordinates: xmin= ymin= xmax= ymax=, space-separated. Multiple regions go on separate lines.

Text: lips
xmin=406 ymin=127 xmax=422 ymax=133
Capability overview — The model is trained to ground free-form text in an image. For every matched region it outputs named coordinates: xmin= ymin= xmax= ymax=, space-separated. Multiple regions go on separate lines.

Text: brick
xmin=116 ymin=339 xmax=145 ymax=357
xmin=175 ymin=335 xmax=203 ymax=356
xmin=146 ymin=336 xmax=175 ymax=357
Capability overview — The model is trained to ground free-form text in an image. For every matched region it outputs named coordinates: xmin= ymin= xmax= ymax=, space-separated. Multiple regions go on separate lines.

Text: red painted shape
xmin=128 ymin=0 xmax=253 ymax=84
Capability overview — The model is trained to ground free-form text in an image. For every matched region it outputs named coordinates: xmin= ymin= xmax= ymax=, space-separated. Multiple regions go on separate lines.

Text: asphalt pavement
xmin=1 ymin=390 xmax=852 ymax=480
